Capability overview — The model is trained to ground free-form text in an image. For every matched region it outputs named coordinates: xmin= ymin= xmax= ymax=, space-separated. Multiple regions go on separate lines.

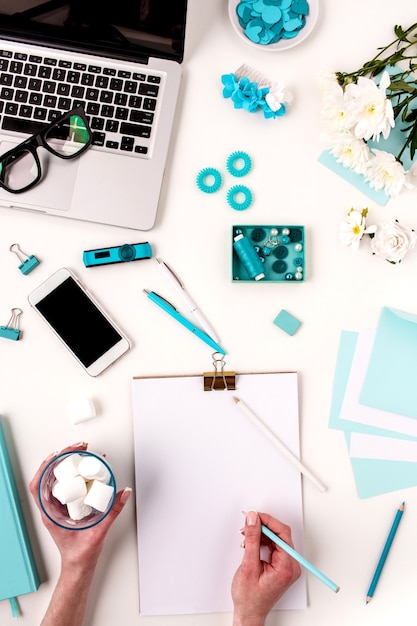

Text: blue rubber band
xmin=226 ymin=151 xmax=252 ymax=177
xmin=227 ymin=185 xmax=253 ymax=210
xmin=196 ymin=167 xmax=222 ymax=193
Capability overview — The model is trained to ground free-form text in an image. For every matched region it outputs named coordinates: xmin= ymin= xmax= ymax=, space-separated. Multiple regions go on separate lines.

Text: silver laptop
xmin=0 ymin=1 xmax=188 ymax=230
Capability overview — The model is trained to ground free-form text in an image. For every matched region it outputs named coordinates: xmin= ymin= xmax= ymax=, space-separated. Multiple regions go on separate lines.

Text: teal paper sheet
xmin=318 ymin=151 xmax=389 ymax=205
xmin=348 ymin=458 xmax=417 ymax=498
xmin=329 ymin=331 xmax=417 ymax=498
xmin=0 ymin=419 xmax=40 ymax=603
xmin=360 ymin=307 xmax=417 ymax=419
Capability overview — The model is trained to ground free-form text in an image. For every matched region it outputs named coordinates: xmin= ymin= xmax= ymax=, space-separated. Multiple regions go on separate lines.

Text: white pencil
xmin=232 ymin=397 xmax=327 ymax=493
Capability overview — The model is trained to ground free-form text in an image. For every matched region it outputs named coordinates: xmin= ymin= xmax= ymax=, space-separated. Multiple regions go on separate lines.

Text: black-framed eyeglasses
xmin=0 ymin=106 xmax=92 ymax=194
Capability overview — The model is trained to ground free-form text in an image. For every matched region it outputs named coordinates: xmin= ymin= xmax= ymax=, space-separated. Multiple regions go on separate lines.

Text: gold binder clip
xmin=203 ymin=352 xmax=235 ymax=391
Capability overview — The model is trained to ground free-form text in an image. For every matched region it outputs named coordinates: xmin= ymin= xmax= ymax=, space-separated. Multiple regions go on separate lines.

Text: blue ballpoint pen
xmin=144 ymin=290 xmax=227 ymax=355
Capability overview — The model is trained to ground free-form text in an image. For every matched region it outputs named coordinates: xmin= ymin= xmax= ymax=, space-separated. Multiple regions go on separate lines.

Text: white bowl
xmin=228 ymin=0 xmax=319 ymax=51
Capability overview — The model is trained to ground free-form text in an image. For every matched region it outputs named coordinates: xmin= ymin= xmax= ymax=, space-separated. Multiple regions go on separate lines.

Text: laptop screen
xmin=0 ymin=1 xmax=187 ymax=64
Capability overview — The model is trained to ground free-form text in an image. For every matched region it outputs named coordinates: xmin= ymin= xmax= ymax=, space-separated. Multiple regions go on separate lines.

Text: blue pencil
xmin=366 ymin=501 xmax=405 ymax=604
xmin=242 ymin=512 xmax=340 ymax=593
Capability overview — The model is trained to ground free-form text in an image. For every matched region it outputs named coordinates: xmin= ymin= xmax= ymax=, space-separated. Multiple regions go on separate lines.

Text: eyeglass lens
xmin=0 ymin=149 xmax=39 ymax=192
xmin=0 ymin=113 xmax=90 ymax=192
xmin=44 ymin=113 xmax=90 ymax=157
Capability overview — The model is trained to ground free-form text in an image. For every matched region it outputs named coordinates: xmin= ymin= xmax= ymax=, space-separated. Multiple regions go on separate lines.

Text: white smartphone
xmin=28 ymin=267 xmax=131 ymax=376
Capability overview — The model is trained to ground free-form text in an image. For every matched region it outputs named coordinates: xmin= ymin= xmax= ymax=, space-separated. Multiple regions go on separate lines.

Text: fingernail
xmin=120 ymin=487 xmax=133 ymax=504
xmin=240 ymin=540 xmax=245 ymax=548
xmin=238 ymin=527 xmax=245 ymax=534
xmin=247 ymin=510 xmax=258 ymax=526
xmin=72 ymin=442 xmax=87 ymax=448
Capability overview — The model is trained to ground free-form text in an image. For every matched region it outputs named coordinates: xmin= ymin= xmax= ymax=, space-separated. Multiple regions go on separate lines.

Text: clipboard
xmin=132 ymin=359 xmax=307 ymax=615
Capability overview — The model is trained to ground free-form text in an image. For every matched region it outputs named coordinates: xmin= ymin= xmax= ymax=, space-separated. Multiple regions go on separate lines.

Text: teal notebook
xmin=0 ymin=420 xmax=40 ymax=613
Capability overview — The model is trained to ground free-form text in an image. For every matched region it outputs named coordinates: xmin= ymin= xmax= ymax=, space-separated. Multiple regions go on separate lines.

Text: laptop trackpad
xmin=0 ymin=141 xmax=78 ymax=211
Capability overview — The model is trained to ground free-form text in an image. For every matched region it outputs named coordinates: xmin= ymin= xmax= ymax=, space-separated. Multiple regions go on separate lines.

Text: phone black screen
xmin=35 ymin=276 xmax=122 ymax=367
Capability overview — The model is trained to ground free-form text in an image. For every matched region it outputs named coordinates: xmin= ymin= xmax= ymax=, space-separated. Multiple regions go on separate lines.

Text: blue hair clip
xmin=221 ymin=64 xmax=292 ymax=119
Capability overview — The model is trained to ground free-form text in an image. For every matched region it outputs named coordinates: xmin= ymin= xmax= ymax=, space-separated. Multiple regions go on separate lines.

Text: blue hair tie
xmin=196 ymin=167 xmax=223 ymax=193
xmin=227 ymin=185 xmax=253 ymax=210
xmin=226 ymin=151 xmax=252 ymax=177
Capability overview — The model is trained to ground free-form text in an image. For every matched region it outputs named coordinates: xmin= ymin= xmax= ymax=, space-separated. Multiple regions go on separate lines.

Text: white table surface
xmin=2 ymin=1 xmax=417 ymax=624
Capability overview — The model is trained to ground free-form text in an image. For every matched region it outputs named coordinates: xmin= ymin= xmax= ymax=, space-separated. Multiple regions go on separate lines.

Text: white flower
xmin=319 ymin=69 xmax=339 ymax=94
xmin=364 ymin=149 xmax=408 ymax=196
xmin=405 ymin=161 xmax=417 ymax=189
xmin=340 ymin=209 xmax=377 ymax=250
xmin=344 ymin=71 xmax=394 ymax=141
xmin=324 ymin=130 xmax=371 ymax=174
xmin=321 ymin=79 xmax=352 ymax=130
xmin=370 ymin=220 xmax=417 ymax=263
xmin=264 ymin=82 xmax=293 ymax=112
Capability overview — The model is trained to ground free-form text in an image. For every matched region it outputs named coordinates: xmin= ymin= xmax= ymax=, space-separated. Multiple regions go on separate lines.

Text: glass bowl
xmin=38 ymin=450 xmax=116 ymax=530
xmin=228 ymin=0 xmax=319 ymax=51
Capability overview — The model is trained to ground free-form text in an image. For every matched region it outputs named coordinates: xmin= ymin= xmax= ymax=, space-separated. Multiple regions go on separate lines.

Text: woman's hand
xmin=232 ymin=510 xmax=301 ymax=626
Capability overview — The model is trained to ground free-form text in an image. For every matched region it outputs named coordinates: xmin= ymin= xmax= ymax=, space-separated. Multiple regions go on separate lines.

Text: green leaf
xmin=389 ymin=79 xmax=415 ymax=93
xmin=410 ymin=127 xmax=417 ymax=160
xmin=405 ymin=109 xmax=417 ymax=122
xmin=394 ymin=25 xmax=405 ymax=39
xmin=393 ymin=101 xmax=409 ymax=118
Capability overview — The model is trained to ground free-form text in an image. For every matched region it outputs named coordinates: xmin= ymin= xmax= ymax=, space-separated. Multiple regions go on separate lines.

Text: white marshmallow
xmin=52 ymin=475 xmax=87 ymax=505
xmin=78 ymin=456 xmax=111 ymax=484
xmin=53 ymin=454 xmax=83 ymax=482
xmin=66 ymin=497 xmax=93 ymax=521
xmin=66 ymin=395 xmax=96 ymax=424
xmin=84 ymin=480 xmax=114 ymax=512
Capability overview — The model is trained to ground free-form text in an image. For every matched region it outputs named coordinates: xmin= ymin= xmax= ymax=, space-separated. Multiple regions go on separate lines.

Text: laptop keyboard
xmin=0 ymin=48 xmax=163 ymax=158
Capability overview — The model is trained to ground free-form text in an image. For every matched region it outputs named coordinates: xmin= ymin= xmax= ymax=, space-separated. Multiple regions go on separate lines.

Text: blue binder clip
xmin=10 ymin=243 xmax=40 ymax=275
xmin=0 ymin=308 xmax=23 ymax=341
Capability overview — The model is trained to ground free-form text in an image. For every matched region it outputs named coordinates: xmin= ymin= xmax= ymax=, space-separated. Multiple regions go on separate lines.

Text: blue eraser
xmin=273 ymin=309 xmax=301 ymax=336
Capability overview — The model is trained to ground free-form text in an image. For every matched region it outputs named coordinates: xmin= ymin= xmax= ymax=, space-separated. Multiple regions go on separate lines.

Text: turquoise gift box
xmin=232 ymin=224 xmax=305 ymax=282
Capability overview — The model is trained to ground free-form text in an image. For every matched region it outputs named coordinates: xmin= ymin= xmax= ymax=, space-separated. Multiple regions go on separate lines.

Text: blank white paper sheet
xmin=132 ymin=371 xmax=307 ymax=615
